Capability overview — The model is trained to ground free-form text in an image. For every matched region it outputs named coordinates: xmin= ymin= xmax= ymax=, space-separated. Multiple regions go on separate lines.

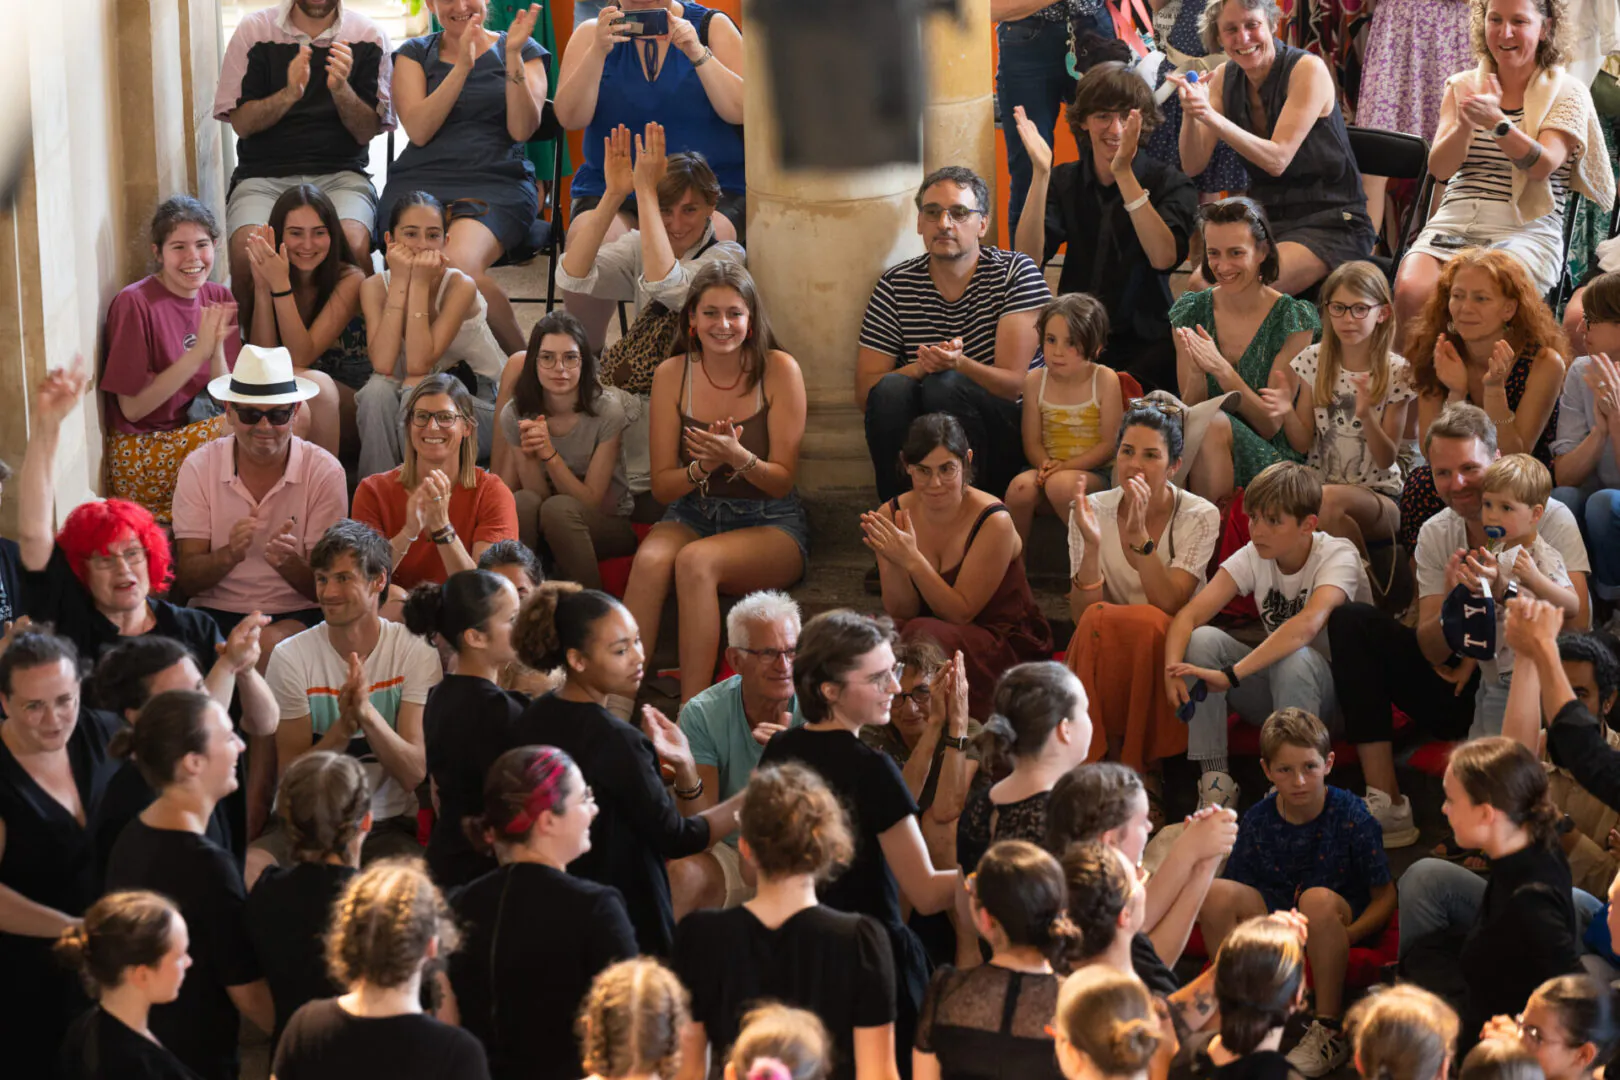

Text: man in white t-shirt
xmin=1329 ymin=403 xmax=1591 ymax=849
xmin=1165 ymin=462 xmax=1371 ymax=811
xmin=265 ymin=519 xmax=440 ymax=863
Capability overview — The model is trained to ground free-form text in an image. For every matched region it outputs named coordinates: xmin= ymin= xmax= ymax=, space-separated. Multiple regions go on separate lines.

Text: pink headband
xmin=502 ymin=748 xmax=569 ymax=835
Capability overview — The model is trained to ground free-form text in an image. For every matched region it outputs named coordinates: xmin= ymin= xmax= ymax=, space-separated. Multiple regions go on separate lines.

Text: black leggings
xmin=1328 ymin=602 xmax=1477 ymax=744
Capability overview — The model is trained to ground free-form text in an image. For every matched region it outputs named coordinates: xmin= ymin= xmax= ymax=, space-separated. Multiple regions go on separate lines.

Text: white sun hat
xmin=208 ymin=344 xmax=321 ymax=407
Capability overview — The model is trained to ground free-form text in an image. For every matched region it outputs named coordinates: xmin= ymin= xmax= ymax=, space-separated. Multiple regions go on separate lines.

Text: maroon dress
xmin=893 ymin=500 xmax=1054 ymax=719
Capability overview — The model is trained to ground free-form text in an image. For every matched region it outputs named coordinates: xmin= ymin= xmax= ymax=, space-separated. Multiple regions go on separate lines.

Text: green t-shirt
xmin=678 ymin=675 xmax=803 ymax=847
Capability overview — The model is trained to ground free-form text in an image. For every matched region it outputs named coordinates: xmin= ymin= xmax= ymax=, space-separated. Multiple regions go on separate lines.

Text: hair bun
xmin=747 ymin=1057 xmax=794 ymax=1080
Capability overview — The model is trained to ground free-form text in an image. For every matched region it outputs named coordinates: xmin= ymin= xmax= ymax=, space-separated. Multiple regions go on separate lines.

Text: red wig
xmin=55 ymin=498 xmax=174 ymax=593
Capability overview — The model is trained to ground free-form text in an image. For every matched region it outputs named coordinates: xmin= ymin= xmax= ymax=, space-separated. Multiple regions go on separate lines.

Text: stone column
xmin=923 ymin=0 xmax=996 ymax=212
xmin=744 ymin=16 xmax=924 ymax=494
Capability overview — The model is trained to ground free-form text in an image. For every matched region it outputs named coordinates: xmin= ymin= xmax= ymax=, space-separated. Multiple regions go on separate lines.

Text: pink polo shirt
xmin=171 ymin=436 xmax=349 ymax=614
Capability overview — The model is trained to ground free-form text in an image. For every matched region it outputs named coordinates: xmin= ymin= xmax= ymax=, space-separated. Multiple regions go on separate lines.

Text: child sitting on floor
xmin=1197 ymin=708 xmax=1395 ymax=1078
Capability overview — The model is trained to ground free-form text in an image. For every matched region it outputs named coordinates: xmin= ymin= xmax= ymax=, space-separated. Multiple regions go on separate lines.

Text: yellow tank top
xmin=1039 ymin=367 xmax=1102 ymax=461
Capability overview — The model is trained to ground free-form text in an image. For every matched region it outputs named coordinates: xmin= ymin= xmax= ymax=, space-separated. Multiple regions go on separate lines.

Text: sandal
xmin=1431 ymin=834 xmax=1489 ymax=873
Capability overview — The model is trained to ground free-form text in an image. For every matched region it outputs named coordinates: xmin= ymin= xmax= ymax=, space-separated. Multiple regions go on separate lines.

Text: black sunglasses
xmin=233 ymin=403 xmax=297 ymax=426
xmin=1175 ymin=679 xmax=1208 ymax=723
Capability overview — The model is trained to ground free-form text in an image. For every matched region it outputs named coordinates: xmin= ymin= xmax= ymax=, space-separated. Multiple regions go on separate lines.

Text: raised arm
xmin=553 ymin=10 xmax=628 ymax=129
xmin=18 ymin=361 xmax=90 ymax=571
xmin=1009 ymin=107 xmax=1054 ymax=265
xmin=501 ymin=12 xmax=547 ymax=143
xmin=1172 ymin=66 xmax=1225 ymax=177
xmin=1181 ymin=54 xmax=1337 ymax=177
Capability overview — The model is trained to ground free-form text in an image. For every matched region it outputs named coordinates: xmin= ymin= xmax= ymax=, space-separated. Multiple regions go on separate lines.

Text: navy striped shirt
xmin=859 ymin=246 xmax=1052 ymax=371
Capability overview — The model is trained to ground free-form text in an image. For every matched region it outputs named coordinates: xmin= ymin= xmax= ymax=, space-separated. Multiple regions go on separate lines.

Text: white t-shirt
xmin=1480 ymin=535 xmax=1572 ymax=682
xmin=1289 ymin=344 xmax=1415 ymax=496
xmin=266 ymin=620 xmax=442 ymax=821
xmin=1219 ymin=532 xmax=1372 ymax=655
xmin=1414 ymin=501 xmax=1590 ymax=599
xmin=1067 ymin=486 xmax=1222 ymax=607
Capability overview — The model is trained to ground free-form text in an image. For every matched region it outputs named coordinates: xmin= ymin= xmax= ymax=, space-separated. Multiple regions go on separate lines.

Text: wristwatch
xmin=430 ymin=524 xmax=458 ymax=546
xmin=1493 ymin=118 xmax=1514 ymax=139
xmin=1129 ymin=537 xmax=1157 ymax=556
xmin=941 ymin=734 xmax=971 ymax=752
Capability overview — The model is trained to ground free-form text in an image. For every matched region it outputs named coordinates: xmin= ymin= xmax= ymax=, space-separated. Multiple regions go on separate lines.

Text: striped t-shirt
xmin=266 ymin=619 xmax=442 ymax=820
xmin=859 ymin=246 xmax=1052 ymax=371
xmin=1442 ymin=108 xmax=1571 ymax=208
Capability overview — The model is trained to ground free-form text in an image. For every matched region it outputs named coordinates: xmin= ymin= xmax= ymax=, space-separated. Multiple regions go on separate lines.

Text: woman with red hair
xmin=14 ymin=361 xmax=276 ymax=737
xmin=1398 ymin=247 xmax=1571 ymax=547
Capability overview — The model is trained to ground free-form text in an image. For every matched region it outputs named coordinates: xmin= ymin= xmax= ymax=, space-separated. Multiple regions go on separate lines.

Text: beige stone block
xmin=924 ymin=0 xmax=992 ymax=102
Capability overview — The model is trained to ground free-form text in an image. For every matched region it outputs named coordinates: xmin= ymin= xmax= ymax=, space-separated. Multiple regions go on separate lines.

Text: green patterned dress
xmin=1168 ymin=287 xmax=1320 ymax=487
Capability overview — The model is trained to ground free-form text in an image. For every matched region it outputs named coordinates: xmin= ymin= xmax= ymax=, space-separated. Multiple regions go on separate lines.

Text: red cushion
xmin=1405 ymin=741 xmax=1457 ymax=777
xmin=1215 ymin=491 xmax=1259 ymax=620
xmin=597 ymin=522 xmax=657 ymax=599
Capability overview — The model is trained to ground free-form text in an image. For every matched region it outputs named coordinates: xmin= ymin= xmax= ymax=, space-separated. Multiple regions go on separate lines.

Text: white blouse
xmin=1067 ymin=485 xmax=1222 ymax=607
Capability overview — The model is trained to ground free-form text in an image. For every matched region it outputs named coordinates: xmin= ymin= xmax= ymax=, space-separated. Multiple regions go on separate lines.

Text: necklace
xmin=702 ymin=357 xmax=745 ymax=393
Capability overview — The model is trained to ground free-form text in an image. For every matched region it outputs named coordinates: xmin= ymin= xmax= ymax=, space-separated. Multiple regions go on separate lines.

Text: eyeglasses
xmin=898 ymin=681 xmax=932 ymax=708
xmin=1128 ymin=396 xmax=1184 ymax=416
xmin=920 ymin=204 xmax=983 ymax=224
xmin=87 ymin=547 xmax=148 ymax=572
xmin=233 ymin=404 xmax=297 ymax=426
xmin=735 ymin=646 xmax=796 ymax=665
xmin=410 ymin=409 xmax=462 ymax=428
xmin=1326 ymin=301 xmax=1381 ymax=319
xmin=854 ymin=665 xmax=905 ymax=689
xmin=906 ymin=461 xmax=963 ymax=484
xmin=1175 ymin=678 xmax=1208 ymax=723
xmin=537 ymin=351 xmax=583 ymax=370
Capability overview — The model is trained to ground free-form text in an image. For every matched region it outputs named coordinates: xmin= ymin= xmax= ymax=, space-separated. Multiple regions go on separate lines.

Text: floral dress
xmin=1169 ymin=288 xmax=1320 ymax=487
xmin=1397 ymin=340 xmax=1562 ymax=548
xmin=1356 ymin=0 xmax=1474 ymax=142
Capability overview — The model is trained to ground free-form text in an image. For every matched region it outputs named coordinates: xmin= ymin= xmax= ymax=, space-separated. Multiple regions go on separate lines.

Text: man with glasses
xmin=855 ymin=165 xmax=1052 ymax=507
xmin=172 ymin=345 xmax=348 ymax=659
xmin=669 ymin=590 xmax=805 ymax=914
xmin=1010 ymin=62 xmax=1198 ymax=393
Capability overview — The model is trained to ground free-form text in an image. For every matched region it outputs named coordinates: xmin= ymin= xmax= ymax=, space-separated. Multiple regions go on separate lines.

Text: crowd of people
xmin=6 ymin=0 xmax=1620 ymax=1076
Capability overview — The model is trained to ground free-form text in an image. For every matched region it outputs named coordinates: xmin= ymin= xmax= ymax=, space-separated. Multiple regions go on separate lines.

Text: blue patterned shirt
xmin=1222 ymin=785 xmax=1391 ymax=918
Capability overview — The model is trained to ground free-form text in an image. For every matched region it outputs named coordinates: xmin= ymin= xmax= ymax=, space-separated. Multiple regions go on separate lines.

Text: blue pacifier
xmin=1187 ymin=71 xmax=1199 ymax=83
xmin=1484 ymin=525 xmax=1507 ymax=540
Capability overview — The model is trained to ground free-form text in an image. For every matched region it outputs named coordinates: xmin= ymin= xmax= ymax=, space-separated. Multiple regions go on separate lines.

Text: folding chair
xmin=1345 ymin=125 xmax=1434 ymax=287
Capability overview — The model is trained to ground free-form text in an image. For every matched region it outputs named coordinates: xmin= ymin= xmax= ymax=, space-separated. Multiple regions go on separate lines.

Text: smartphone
xmin=617 ymin=7 xmax=670 ymax=37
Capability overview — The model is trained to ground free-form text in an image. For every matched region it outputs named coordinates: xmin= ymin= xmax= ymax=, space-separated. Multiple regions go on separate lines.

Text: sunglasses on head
xmin=233 ymin=403 xmax=297 ymax=426
xmin=1175 ymin=678 xmax=1208 ymax=723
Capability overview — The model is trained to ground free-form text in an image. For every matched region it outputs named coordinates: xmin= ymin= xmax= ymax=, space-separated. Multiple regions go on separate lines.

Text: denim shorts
xmin=661 ymin=491 xmax=811 ymax=566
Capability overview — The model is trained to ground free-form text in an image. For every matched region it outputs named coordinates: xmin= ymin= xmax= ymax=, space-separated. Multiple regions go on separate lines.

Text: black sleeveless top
xmin=1220 ymin=41 xmax=1371 ymax=235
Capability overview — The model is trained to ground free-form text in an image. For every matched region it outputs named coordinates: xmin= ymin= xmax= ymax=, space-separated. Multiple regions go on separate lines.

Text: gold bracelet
xmin=1073 ymin=575 xmax=1105 ymax=591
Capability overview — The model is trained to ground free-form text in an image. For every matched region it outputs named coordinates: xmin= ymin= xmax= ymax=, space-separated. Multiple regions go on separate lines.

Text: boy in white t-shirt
xmin=1456 ymin=454 xmax=1579 ymax=736
xmin=264 ymin=520 xmax=440 ymax=865
xmin=1164 ymin=462 xmax=1372 ymax=809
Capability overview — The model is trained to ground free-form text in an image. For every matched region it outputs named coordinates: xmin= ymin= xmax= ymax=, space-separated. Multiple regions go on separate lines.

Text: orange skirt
xmin=106 ymin=414 xmax=226 ymax=524
xmin=1065 ymin=602 xmax=1186 ymax=771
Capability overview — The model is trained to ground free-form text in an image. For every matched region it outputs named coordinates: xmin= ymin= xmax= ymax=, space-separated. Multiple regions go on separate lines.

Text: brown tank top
xmin=679 ymin=355 xmax=771 ymax=500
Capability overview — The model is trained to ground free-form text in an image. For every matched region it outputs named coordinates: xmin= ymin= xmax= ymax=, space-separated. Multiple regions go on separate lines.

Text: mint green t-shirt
xmin=678 ymin=675 xmax=803 ymax=847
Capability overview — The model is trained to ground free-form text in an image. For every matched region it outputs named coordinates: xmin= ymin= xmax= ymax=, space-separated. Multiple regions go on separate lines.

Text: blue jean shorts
xmin=661 ymin=491 xmax=811 ymax=567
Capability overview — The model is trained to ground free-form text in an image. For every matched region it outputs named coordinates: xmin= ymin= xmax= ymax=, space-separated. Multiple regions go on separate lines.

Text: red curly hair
xmin=1408 ymin=248 xmax=1570 ymax=398
xmin=55 ymin=498 xmax=174 ymax=593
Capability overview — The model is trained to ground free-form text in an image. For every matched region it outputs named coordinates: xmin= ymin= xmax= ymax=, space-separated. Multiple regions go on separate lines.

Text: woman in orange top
xmin=352 ymin=373 xmax=519 ymax=611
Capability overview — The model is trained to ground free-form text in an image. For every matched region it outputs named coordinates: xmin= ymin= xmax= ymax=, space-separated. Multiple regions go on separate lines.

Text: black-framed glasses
xmin=735 ymin=645 xmax=796 ymax=665
xmin=537 ymin=351 xmax=583 ymax=370
xmin=410 ymin=409 xmax=462 ymax=428
xmin=1175 ymin=678 xmax=1208 ymax=723
xmin=1325 ymin=301 xmax=1381 ymax=319
xmin=898 ymin=682 xmax=932 ymax=708
xmin=233 ymin=404 xmax=297 ymax=426
xmin=920 ymin=204 xmax=983 ymax=224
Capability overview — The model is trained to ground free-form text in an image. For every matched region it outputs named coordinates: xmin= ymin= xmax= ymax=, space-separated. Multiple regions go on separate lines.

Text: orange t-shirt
xmin=352 ymin=467 xmax=519 ymax=590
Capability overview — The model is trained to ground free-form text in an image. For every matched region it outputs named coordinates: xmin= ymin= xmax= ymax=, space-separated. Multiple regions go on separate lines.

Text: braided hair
xmin=577 ymin=958 xmax=690 ymax=1080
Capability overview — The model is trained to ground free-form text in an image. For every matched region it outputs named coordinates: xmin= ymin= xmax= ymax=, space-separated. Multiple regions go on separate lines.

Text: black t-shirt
xmin=759 ymin=726 xmax=921 ymax=928
xmin=272 ymin=998 xmax=490 ymax=1080
xmin=95 ymin=760 xmax=233 ymax=881
xmin=1131 ymin=931 xmax=1181 ymax=996
xmin=19 ymin=545 xmax=222 ymax=675
xmin=58 ymin=1005 xmax=204 ymax=1080
xmin=1459 ymin=843 xmax=1581 ymax=1054
xmin=520 ymin=692 xmax=711 ymax=956
xmin=0 ymin=706 xmax=121 ymax=1078
xmin=447 ymin=862 xmax=636 ymax=1080
xmin=1178 ymin=1032 xmax=1302 ymax=1080
xmin=104 ymin=820 xmax=262 ymax=1080
xmin=1043 ymin=146 xmax=1198 ymax=343
xmin=423 ymin=675 xmax=535 ymax=888
xmin=673 ymin=905 xmax=897 ymax=1080
xmin=246 ymin=862 xmax=357 ymax=1049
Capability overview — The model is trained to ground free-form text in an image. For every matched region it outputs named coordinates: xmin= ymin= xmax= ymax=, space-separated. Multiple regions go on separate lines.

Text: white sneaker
xmin=1197 ymin=770 xmax=1241 ymax=812
xmin=1365 ymin=786 xmax=1420 ymax=849
xmin=1287 ymin=1021 xmax=1350 ymax=1078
